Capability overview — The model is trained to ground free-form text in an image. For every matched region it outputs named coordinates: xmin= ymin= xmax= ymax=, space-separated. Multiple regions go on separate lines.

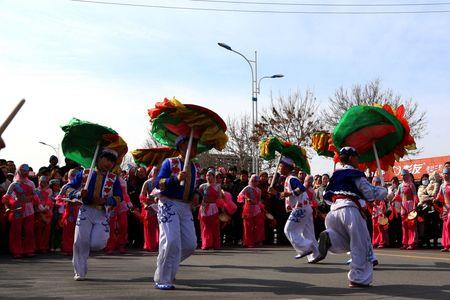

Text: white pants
xmin=154 ymin=198 xmax=197 ymax=285
xmin=284 ymin=206 xmax=319 ymax=262
xmin=73 ymin=205 xmax=109 ymax=277
xmin=325 ymin=203 xmax=373 ymax=285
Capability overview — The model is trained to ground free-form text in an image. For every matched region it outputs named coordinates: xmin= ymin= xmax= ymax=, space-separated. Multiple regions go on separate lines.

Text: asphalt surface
xmin=1 ymin=247 xmax=449 ymax=300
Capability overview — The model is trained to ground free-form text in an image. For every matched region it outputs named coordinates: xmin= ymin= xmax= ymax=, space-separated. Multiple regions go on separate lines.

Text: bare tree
xmin=120 ymin=153 xmax=135 ymax=171
xmin=142 ymin=130 xmax=164 ymax=148
xmin=224 ymin=115 xmax=253 ymax=171
xmin=254 ymin=89 xmax=324 ymax=148
xmin=322 ymin=79 xmax=427 ymax=142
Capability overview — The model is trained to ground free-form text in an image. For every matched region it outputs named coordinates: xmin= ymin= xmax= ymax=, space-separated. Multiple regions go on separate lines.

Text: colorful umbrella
xmin=61 ymin=118 xmax=128 ymax=168
xmin=131 ymin=147 xmax=179 ymax=167
xmin=332 ymin=104 xmax=416 ymax=172
xmin=311 ymin=131 xmax=335 ymax=158
xmin=259 ymin=136 xmax=310 ymax=174
xmin=148 ymin=97 xmax=228 ymax=154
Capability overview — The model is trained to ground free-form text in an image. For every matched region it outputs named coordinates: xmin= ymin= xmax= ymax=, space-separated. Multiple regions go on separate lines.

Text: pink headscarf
xmin=249 ymin=175 xmax=260 ymax=188
xmin=148 ymin=166 xmax=159 ymax=179
xmin=14 ymin=164 xmax=35 ymax=188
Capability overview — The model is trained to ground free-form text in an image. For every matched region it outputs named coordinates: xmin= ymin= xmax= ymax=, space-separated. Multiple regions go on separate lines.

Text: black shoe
xmin=372 ymin=260 xmax=379 ymax=267
xmin=309 ymin=231 xmax=331 ymax=264
xmin=349 ymin=281 xmax=371 ymax=288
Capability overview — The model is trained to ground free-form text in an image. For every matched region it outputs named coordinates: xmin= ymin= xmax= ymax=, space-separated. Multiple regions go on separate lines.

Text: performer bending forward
xmin=63 ymin=149 xmax=123 ymax=281
xmin=310 ymin=147 xmax=387 ymax=288
xmin=153 ymin=136 xmax=199 ymax=290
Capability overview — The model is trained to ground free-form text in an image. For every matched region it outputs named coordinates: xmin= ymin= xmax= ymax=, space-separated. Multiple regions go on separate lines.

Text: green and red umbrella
xmin=61 ymin=118 xmax=128 ymax=168
xmin=332 ymin=104 xmax=416 ymax=172
xmin=131 ymin=147 xmax=179 ymax=167
xmin=259 ymin=136 xmax=310 ymax=174
xmin=311 ymin=131 xmax=335 ymax=158
xmin=148 ymin=97 xmax=228 ymax=154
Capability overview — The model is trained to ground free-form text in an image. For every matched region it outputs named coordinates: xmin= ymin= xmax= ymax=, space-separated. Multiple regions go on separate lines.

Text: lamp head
xmin=218 ymin=42 xmax=232 ymax=51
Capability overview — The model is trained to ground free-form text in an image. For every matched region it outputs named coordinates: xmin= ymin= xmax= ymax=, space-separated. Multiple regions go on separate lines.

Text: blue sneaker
xmin=154 ymin=283 xmax=175 ymax=290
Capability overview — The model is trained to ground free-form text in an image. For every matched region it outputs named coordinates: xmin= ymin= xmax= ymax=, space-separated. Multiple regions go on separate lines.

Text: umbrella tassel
xmin=269 ymin=155 xmax=283 ymax=189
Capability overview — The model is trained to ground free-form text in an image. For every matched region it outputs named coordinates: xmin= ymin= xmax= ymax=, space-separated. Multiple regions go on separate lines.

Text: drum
xmin=41 ymin=212 xmax=52 ymax=224
xmin=219 ymin=213 xmax=231 ymax=223
xmin=378 ymin=216 xmax=389 ymax=226
xmin=407 ymin=210 xmax=417 ymax=220
xmin=265 ymin=213 xmax=274 ymax=220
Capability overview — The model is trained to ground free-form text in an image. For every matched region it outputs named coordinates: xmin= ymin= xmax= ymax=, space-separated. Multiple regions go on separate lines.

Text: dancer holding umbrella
xmin=59 ymin=118 xmax=127 ymax=281
xmin=262 ymin=137 xmax=317 ymax=261
xmin=311 ymin=104 xmax=415 ymax=288
xmin=148 ymin=97 xmax=227 ymax=290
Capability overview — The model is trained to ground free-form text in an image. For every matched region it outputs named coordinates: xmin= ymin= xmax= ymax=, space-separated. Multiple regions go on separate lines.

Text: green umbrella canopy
xmin=332 ymin=105 xmax=415 ymax=171
xmin=259 ymin=137 xmax=311 ymax=174
xmin=61 ymin=118 xmax=125 ymax=168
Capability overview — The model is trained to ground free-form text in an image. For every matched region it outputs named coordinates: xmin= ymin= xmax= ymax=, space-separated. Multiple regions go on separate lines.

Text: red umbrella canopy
xmin=131 ymin=147 xmax=179 ymax=167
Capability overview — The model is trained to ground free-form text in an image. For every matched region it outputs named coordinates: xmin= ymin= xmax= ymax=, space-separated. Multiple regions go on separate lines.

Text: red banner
xmin=383 ymin=155 xmax=450 ymax=181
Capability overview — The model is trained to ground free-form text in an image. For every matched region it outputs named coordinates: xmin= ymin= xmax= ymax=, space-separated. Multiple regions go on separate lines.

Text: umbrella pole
xmin=84 ymin=141 xmax=101 ymax=191
xmin=180 ymin=128 xmax=194 ymax=187
xmin=372 ymin=143 xmax=385 ymax=186
xmin=269 ymin=155 xmax=283 ymax=189
xmin=0 ymin=99 xmax=26 ymax=136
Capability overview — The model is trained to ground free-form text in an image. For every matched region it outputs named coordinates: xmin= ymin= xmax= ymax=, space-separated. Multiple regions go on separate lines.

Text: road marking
xmin=375 ymin=252 xmax=450 ymax=262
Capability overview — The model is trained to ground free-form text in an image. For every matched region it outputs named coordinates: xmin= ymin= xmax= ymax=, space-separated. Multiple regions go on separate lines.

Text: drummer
xmin=237 ymin=174 xmax=265 ymax=248
xmin=198 ymin=169 xmax=223 ymax=250
xmin=395 ymin=169 xmax=418 ymax=250
xmin=153 ymin=135 xmax=199 ymax=290
xmin=139 ymin=166 xmax=160 ymax=252
xmin=371 ymin=177 xmax=389 ymax=248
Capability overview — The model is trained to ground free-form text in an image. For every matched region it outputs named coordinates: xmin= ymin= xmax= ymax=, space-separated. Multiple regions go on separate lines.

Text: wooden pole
xmin=83 ymin=141 xmax=101 ymax=191
xmin=180 ymin=128 xmax=194 ymax=186
xmin=372 ymin=142 xmax=385 ymax=186
xmin=0 ymin=99 xmax=26 ymax=135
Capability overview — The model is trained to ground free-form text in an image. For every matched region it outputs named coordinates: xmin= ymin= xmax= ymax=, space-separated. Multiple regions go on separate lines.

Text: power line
xmin=188 ymin=0 xmax=450 ymax=7
xmin=70 ymin=0 xmax=450 ymax=14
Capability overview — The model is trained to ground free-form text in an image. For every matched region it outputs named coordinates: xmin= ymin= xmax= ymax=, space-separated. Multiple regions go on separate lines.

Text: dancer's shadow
xmin=374 ymin=261 xmax=450 ymax=272
xmin=176 ymin=277 xmax=450 ymax=299
xmin=182 ymin=263 xmax=344 ymax=274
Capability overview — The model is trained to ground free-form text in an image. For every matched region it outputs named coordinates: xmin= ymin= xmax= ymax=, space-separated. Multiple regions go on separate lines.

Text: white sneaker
xmin=74 ymin=274 xmax=86 ymax=281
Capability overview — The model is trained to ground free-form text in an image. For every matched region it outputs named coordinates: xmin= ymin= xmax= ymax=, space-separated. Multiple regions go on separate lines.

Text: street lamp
xmin=256 ymin=74 xmax=284 ymax=123
xmin=218 ymin=42 xmax=283 ymax=174
xmin=38 ymin=141 xmax=60 ymax=161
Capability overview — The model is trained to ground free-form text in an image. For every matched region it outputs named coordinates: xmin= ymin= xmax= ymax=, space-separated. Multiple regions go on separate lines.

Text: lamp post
xmin=38 ymin=141 xmax=60 ymax=162
xmin=218 ymin=42 xmax=283 ymax=174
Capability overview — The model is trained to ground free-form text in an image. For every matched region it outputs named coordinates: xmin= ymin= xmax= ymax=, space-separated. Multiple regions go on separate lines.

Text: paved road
xmin=1 ymin=247 xmax=449 ymax=299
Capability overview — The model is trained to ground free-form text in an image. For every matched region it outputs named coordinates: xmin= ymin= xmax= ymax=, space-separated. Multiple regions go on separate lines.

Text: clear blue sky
xmin=1 ymin=0 xmax=449 ymax=174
